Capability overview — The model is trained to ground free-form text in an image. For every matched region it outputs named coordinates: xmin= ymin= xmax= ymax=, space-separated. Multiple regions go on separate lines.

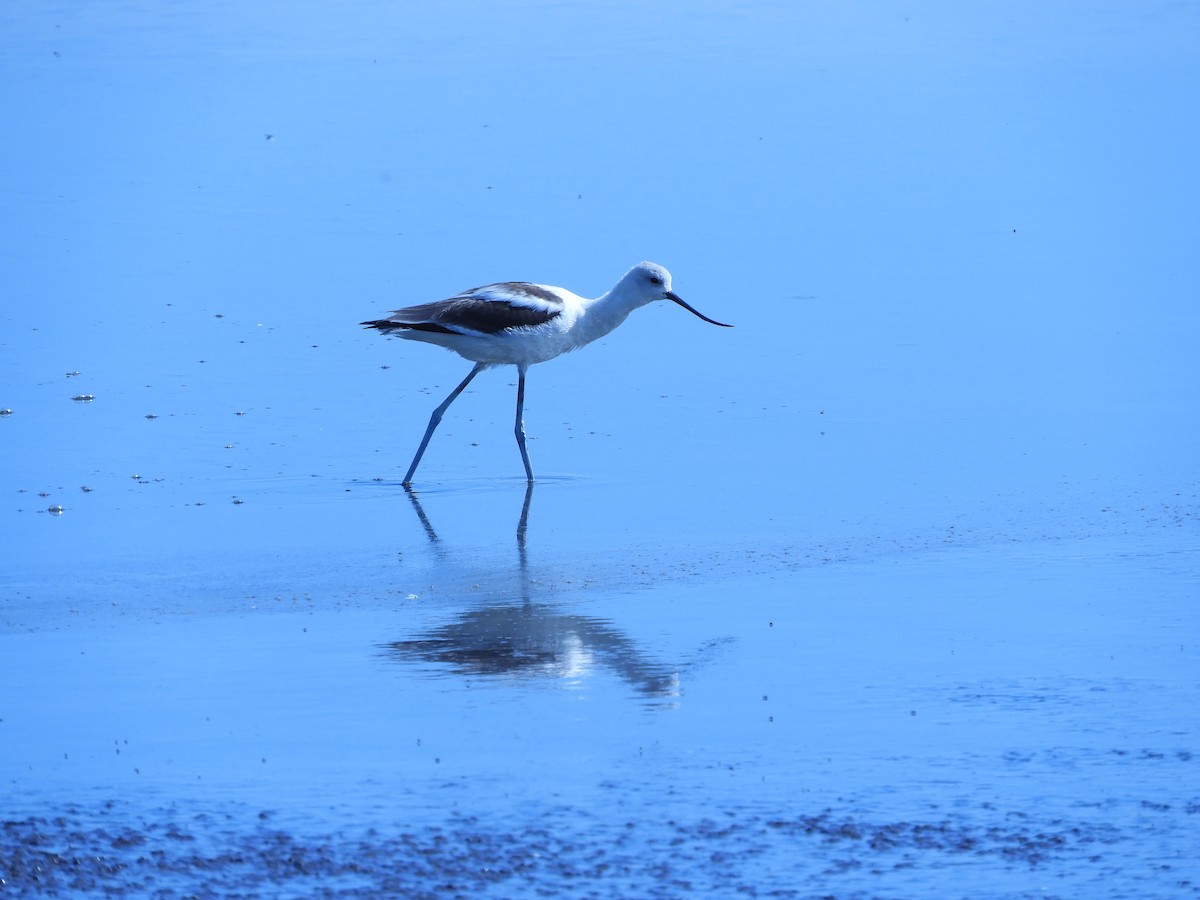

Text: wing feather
xmin=362 ymin=282 xmax=563 ymax=336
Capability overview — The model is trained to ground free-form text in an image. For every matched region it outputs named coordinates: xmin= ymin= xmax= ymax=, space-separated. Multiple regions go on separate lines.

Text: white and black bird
xmin=362 ymin=261 xmax=731 ymax=485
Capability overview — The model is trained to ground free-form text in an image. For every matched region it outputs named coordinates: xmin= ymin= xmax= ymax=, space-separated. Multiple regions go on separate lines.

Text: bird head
xmin=627 ymin=262 xmax=732 ymax=327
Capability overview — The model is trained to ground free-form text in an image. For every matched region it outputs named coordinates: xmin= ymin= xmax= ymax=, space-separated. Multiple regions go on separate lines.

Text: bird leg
xmin=403 ymin=363 xmax=484 ymax=486
xmin=514 ymin=365 xmax=534 ymax=482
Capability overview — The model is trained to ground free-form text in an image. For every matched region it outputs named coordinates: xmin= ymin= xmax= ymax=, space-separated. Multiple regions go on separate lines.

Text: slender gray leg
xmin=514 ymin=364 xmax=534 ymax=482
xmin=403 ymin=363 xmax=484 ymax=486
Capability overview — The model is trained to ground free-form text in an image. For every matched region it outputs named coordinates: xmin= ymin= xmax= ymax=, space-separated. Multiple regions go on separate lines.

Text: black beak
xmin=665 ymin=291 xmax=733 ymax=327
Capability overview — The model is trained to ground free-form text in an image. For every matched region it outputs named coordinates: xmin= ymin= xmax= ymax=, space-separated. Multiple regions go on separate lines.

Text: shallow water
xmin=3 ymin=1 xmax=1199 ymax=897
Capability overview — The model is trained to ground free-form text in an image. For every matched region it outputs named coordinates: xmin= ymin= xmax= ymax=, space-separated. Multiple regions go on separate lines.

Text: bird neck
xmin=574 ymin=286 xmax=645 ymax=347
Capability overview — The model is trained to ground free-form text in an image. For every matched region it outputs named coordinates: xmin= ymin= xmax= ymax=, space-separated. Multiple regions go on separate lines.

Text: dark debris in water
xmin=0 ymin=801 xmax=1177 ymax=898
xmin=760 ymin=810 xmax=1120 ymax=866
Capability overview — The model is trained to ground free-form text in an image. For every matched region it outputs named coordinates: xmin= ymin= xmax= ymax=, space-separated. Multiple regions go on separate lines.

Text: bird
xmin=361 ymin=261 xmax=732 ymax=485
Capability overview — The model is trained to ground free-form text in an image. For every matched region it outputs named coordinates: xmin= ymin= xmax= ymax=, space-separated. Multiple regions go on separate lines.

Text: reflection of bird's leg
xmin=403 ymin=485 xmax=440 ymax=546
xmin=517 ymin=480 xmax=534 ymax=604
xmin=404 ymin=363 xmax=485 ymax=485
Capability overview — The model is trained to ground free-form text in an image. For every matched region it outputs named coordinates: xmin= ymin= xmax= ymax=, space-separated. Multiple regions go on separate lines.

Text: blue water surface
xmin=2 ymin=2 xmax=1198 ymax=897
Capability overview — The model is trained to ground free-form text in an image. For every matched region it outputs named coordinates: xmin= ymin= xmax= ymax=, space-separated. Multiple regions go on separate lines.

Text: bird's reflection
xmin=388 ymin=484 xmax=681 ymax=700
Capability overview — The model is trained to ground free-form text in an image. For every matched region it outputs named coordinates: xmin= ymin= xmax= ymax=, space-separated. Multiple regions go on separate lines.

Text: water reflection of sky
xmin=2 ymin=2 xmax=1198 ymax=896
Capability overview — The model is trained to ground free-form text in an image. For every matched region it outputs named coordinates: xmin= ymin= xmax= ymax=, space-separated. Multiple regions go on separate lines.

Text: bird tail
xmin=361 ymin=319 xmax=401 ymax=332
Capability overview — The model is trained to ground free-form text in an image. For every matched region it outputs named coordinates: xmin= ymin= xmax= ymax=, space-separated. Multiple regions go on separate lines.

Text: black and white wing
xmin=362 ymin=282 xmax=564 ymax=336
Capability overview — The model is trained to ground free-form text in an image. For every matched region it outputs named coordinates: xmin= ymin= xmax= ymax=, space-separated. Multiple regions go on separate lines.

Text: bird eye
xmin=648 ymin=274 xmax=663 ymax=285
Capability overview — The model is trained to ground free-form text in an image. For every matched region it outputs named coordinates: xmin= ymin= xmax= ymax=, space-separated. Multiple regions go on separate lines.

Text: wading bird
xmin=362 ymin=261 xmax=731 ymax=485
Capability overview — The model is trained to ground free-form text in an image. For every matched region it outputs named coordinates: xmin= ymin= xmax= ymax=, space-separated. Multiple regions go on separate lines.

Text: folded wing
xmin=362 ymin=282 xmax=564 ymax=336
